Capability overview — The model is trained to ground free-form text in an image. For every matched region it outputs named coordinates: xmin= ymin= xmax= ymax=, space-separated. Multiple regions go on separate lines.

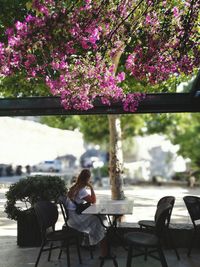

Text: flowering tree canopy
xmin=0 ymin=0 xmax=199 ymax=111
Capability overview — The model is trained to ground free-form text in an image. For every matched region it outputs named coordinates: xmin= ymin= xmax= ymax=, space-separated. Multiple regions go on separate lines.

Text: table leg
xmin=99 ymin=255 xmax=118 ymax=267
xmin=99 ymin=226 xmax=118 ymax=267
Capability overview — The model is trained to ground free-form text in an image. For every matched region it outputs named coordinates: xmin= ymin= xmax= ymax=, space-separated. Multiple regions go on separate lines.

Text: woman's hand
xmin=86 ymin=182 xmax=93 ymax=189
xmin=85 ymin=181 xmax=96 ymax=203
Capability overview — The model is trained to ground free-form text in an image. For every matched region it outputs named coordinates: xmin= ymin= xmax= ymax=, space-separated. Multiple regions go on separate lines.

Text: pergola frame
xmin=0 ymin=71 xmax=199 ymax=116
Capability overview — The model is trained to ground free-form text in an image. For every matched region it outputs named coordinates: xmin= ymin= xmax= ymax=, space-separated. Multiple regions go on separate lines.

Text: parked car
xmin=0 ymin=164 xmax=14 ymax=177
xmin=34 ymin=160 xmax=62 ymax=173
xmin=0 ymin=164 xmax=7 ymax=176
xmin=80 ymin=148 xmax=108 ymax=168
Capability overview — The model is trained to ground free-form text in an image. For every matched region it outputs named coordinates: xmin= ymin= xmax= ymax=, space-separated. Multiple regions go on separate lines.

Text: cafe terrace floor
xmin=0 ymin=184 xmax=200 ymax=267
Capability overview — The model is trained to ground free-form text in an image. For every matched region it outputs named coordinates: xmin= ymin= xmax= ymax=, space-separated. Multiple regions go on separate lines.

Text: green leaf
xmin=26 ymin=1 xmax=32 ymax=11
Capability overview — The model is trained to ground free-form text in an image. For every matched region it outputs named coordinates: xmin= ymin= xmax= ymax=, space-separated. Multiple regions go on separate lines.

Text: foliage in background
xmin=0 ymin=1 xmax=49 ymax=97
xmin=40 ymin=111 xmax=200 ymax=172
xmin=92 ymin=164 xmax=109 ymax=179
xmin=0 ymin=0 xmax=28 ymax=40
xmin=41 ymin=114 xmax=145 ymax=149
xmin=40 ymin=115 xmax=81 ymax=130
xmin=0 ymin=73 xmax=49 ymax=97
xmin=79 ymin=115 xmax=110 ymax=146
xmin=5 ymin=175 xmax=67 ymax=220
xmin=171 ymin=114 xmax=200 ymax=171
xmin=144 ymin=113 xmax=200 ymax=171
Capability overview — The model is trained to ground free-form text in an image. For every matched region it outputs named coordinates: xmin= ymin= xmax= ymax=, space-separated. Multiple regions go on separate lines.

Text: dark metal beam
xmin=0 ymin=92 xmax=200 ymax=116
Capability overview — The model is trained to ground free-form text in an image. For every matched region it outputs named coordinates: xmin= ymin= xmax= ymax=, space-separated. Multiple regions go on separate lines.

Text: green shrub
xmin=5 ymin=175 xmax=67 ymax=220
xmin=92 ymin=164 xmax=109 ymax=178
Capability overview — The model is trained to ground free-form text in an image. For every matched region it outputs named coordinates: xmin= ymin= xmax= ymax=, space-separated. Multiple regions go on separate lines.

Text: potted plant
xmin=5 ymin=175 xmax=67 ymax=247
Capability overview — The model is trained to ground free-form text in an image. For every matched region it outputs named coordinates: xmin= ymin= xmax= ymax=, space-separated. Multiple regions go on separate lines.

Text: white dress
xmin=66 ymin=187 xmax=105 ymax=246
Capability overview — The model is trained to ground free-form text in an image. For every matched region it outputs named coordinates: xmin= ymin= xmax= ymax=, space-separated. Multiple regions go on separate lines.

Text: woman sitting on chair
xmin=66 ymin=168 xmax=107 ymax=256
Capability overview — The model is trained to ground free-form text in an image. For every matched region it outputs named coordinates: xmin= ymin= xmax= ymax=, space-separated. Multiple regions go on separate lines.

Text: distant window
xmin=44 ymin=161 xmax=54 ymax=164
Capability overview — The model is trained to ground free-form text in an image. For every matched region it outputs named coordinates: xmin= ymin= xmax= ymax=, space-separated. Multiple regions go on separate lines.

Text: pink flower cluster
xmin=125 ymin=0 xmax=200 ymax=84
xmin=46 ymin=55 xmax=126 ymax=110
xmin=126 ymin=41 xmax=181 ymax=84
xmin=123 ymin=93 xmax=146 ymax=112
xmin=0 ymin=43 xmax=11 ymax=76
xmin=0 ymin=0 xmax=199 ymax=112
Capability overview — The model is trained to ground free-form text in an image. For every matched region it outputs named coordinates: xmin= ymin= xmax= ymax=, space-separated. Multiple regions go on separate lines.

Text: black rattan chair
xmin=34 ymin=201 xmax=82 ymax=267
xmin=183 ymin=195 xmax=200 ymax=256
xmin=138 ymin=196 xmax=175 ymax=229
xmin=58 ymin=196 xmax=94 ymax=259
xmin=124 ymin=203 xmax=172 ymax=267
xmin=138 ymin=195 xmax=179 ymax=260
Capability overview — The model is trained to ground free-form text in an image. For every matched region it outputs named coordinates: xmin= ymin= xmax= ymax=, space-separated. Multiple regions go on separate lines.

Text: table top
xmin=82 ymin=199 xmax=133 ymax=215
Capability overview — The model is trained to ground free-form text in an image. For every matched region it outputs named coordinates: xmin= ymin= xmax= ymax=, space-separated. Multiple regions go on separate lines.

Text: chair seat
xmin=63 ymin=225 xmax=81 ymax=236
xmin=138 ymin=220 xmax=155 ymax=228
xmin=46 ymin=229 xmax=78 ymax=242
xmin=124 ymin=232 xmax=159 ymax=247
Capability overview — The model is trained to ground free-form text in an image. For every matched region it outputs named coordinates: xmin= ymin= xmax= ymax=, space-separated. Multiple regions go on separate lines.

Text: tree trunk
xmin=108 ymin=114 xmax=125 ymax=200
xmin=108 ymin=43 xmax=126 ymax=200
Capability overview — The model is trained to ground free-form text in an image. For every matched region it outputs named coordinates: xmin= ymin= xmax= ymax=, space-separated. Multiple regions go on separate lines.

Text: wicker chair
xmin=183 ymin=195 xmax=200 ymax=256
xmin=138 ymin=196 xmax=179 ymax=260
xmin=34 ymin=201 xmax=82 ymax=267
xmin=124 ymin=203 xmax=172 ymax=267
xmin=58 ymin=196 xmax=94 ymax=259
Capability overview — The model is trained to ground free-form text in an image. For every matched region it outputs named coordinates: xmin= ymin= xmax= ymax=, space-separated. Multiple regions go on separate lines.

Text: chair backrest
xmin=157 ymin=196 xmax=175 ymax=207
xmin=155 ymin=196 xmax=175 ymax=224
xmin=155 ymin=203 xmax=172 ymax=237
xmin=34 ymin=201 xmax=58 ymax=233
xmin=183 ymin=196 xmax=200 ymax=229
xmin=57 ymin=195 xmax=69 ymax=224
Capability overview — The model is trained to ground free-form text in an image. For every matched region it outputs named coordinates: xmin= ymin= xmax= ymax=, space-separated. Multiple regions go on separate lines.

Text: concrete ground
xmin=1 ymin=181 xmax=200 ymax=267
xmin=1 ymin=235 xmax=200 ymax=267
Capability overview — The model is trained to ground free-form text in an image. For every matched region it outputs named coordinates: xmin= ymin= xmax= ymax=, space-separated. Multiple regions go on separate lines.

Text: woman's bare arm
xmin=83 ymin=183 xmax=96 ymax=203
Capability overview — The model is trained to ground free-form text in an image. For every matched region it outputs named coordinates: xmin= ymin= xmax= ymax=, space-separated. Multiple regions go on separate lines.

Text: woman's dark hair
xmin=76 ymin=169 xmax=91 ymax=185
xmin=68 ymin=169 xmax=91 ymax=199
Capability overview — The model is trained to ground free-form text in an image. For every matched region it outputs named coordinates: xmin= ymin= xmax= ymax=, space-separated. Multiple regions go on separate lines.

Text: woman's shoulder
xmin=78 ymin=187 xmax=89 ymax=198
xmin=78 ymin=187 xmax=87 ymax=193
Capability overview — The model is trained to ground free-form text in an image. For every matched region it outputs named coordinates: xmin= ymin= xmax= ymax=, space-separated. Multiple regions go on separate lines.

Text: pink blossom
xmin=8 ymin=36 xmax=21 ymax=47
xmin=117 ymin=72 xmax=125 ymax=82
xmin=5 ymin=28 xmax=14 ymax=36
xmin=145 ymin=15 xmax=151 ymax=24
xmin=15 ymin=21 xmax=25 ymax=31
xmin=172 ymin=7 xmax=179 ymax=18
xmin=123 ymin=93 xmax=146 ymax=112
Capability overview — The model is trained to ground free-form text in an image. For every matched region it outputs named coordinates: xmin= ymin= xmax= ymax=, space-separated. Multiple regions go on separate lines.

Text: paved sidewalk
xmin=0 ymin=236 xmax=200 ymax=267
